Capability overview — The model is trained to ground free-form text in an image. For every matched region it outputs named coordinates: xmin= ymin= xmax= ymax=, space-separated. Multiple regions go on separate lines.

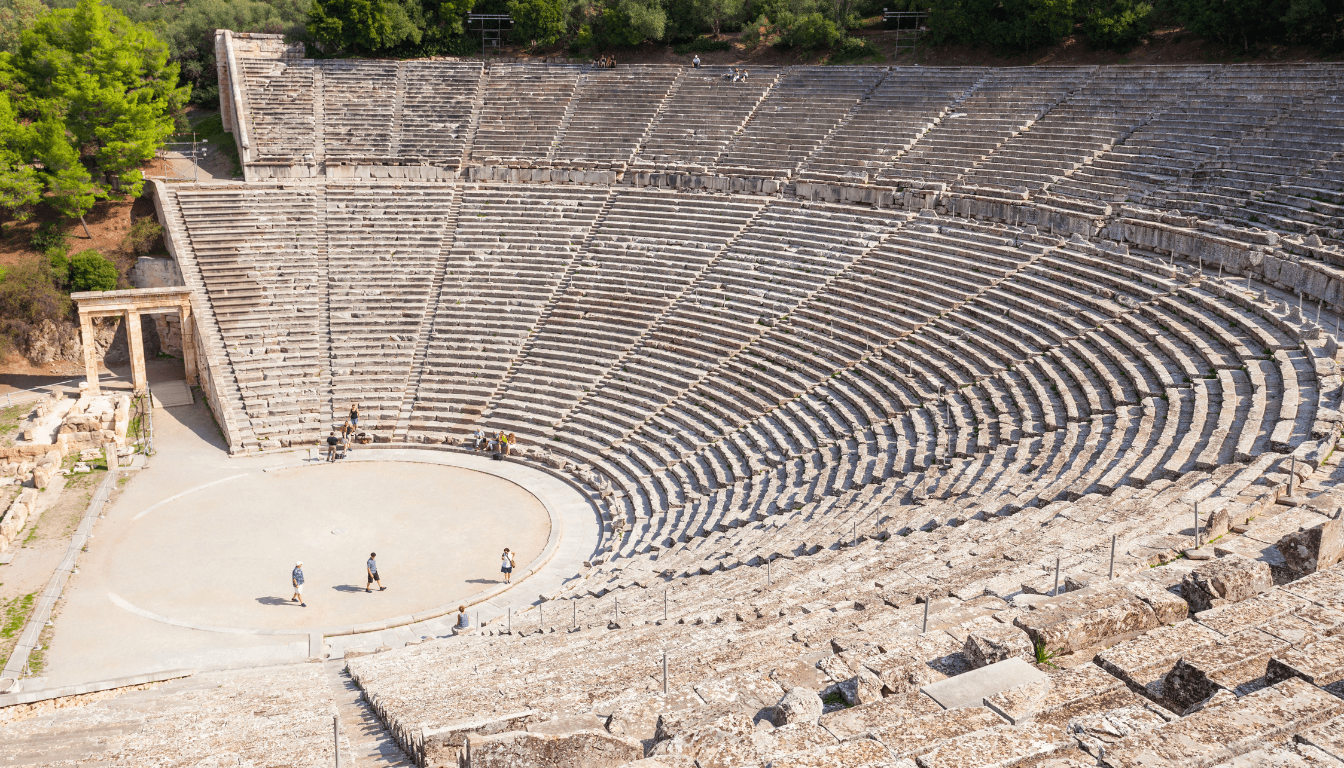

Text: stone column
xmin=179 ymin=302 xmax=198 ymax=387
xmin=80 ymin=311 xmax=100 ymax=396
xmin=125 ymin=310 xmax=147 ymax=394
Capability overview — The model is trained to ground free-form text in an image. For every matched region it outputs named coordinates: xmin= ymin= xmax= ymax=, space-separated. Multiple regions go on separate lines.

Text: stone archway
xmin=72 ymin=288 xmax=197 ymax=395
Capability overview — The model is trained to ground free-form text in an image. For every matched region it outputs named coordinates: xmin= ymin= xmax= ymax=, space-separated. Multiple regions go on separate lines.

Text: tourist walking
xmin=292 ymin=561 xmax=306 ymax=607
xmin=366 ymin=552 xmax=384 ymax=592
xmin=343 ymin=421 xmax=355 ymax=454
xmin=501 ymin=548 xmax=515 ymax=583
xmin=349 ymin=403 xmax=360 ymax=430
xmin=326 ymin=430 xmax=340 ymax=462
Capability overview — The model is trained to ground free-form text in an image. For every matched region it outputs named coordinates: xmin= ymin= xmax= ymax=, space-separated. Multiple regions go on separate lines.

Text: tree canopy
xmin=0 ymin=0 xmax=189 ymax=222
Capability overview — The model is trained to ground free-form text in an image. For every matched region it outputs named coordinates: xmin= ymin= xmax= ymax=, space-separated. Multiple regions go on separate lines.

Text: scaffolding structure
xmin=882 ymin=10 xmax=929 ymax=55
xmin=149 ymin=134 xmax=208 ymax=183
xmin=467 ymin=14 xmax=513 ymax=57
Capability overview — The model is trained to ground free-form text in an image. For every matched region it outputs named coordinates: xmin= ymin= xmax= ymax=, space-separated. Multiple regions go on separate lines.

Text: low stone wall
xmin=944 ymin=189 xmax=1108 ymax=237
xmin=624 ymin=171 xmax=781 ymax=195
xmin=468 ymin=164 xmax=617 ymax=185
xmin=1106 ymin=205 xmax=1344 ymax=312
xmin=0 ymin=488 xmax=38 ymax=554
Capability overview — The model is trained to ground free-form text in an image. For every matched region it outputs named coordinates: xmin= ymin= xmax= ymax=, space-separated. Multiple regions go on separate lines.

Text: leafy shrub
xmin=0 ymin=255 xmax=70 ymax=328
xmin=926 ymin=0 xmax=1076 ymax=52
xmin=779 ymin=11 xmax=841 ymax=48
xmin=68 ymin=250 xmax=118 ymax=292
xmin=122 ymin=216 xmax=165 ymax=256
xmin=1082 ymin=0 xmax=1152 ymax=49
xmin=674 ymin=35 xmax=733 ymax=53
xmin=48 ymin=252 xmax=70 ymax=289
xmin=30 ymin=222 xmax=69 ymax=256
xmin=508 ymin=0 xmax=567 ymax=46
xmin=830 ymin=34 xmax=876 ymax=60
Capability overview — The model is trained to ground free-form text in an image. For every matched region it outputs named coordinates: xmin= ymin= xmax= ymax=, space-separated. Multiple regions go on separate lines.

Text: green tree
xmin=0 ymin=0 xmax=47 ymax=54
xmin=1281 ymin=0 xmax=1343 ymax=42
xmin=29 ymin=116 xmax=100 ymax=234
xmin=926 ymin=0 xmax=1074 ymax=51
xmin=308 ymin=0 xmax=425 ymax=53
xmin=508 ymin=0 xmax=567 ymax=45
xmin=576 ymin=0 xmax=667 ymax=47
xmin=0 ymin=92 xmax=41 ymax=224
xmin=158 ymin=0 xmax=308 ymax=107
xmin=8 ymin=0 xmax=188 ymax=214
xmin=1175 ymin=0 xmax=1288 ymax=50
xmin=780 ymin=10 xmax=841 ymax=45
xmin=694 ymin=0 xmax=745 ymax=35
xmin=1082 ymin=0 xmax=1151 ymax=49
xmin=68 ymin=249 xmax=118 ymax=291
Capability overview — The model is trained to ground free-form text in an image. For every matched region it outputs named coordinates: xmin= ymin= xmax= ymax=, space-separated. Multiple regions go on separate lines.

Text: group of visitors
xmin=288 ymin=553 xmax=385 ymax=609
xmin=729 ymin=67 xmax=750 ymax=81
xmin=284 ymin=550 xmax=517 ymax=631
xmin=326 ymin=403 xmax=363 ymax=462
xmin=472 ymin=428 xmax=517 ymax=455
xmin=592 ymin=55 xmax=617 ymax=68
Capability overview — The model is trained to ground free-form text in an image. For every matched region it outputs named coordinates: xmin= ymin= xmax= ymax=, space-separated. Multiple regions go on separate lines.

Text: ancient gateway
xmin=2 ymin=30 xmax=1343 ymax=767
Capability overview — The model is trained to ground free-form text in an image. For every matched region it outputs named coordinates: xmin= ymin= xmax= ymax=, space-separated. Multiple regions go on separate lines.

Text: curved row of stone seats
xmin=397 ymin=61 xmax=484 ymax=168
xmin=1150 ymin=94 xmax=1344 ymax=227
xmin=475 ymin=190 xmax=767 ymax=436
xmin=326 ymin=183 xmax=457 ymax=431
xmin=714 ymin=67 xmax=887 ymax=178
xmin=542 ymin=202 xmax=907 ymax=520
xmin=468 ymin=63 xmax=582 ymax=164
xmin=798 ymin=67 xmax=986 ymax=184
xmin=958 ymin=66 xmax=1214 ymax=193
xmin=603 ymin=214 xmax=1048 ymax=513
xmin=1047 ymin=64 xmax=1338 ymax=204
xmin=237 ymin=57 xmax=317 ymax=161
xmin=0 ymin=664 xmax=339 ymax=767
xmin=345 ymin=450 xmax=1344 ymax=767
xmin=406 ymin=185 xmax=610 ymax=438
xmin=323 ymin=59 xmax=399 ymax=159
xmin=535 ymin=215 xmax=1329 ymax=556
xmin=1241 ymin=157 xmax=1344 ymax=244
xmin=591 ymin=442 xmax=1307 ymax=606
xmin=550 ymin=201 xmax=904 ymax=469
xmin=876 ymin=67 xmax=1096 ymax=186
xmin=630 ymin=66 xmax=780 ymax=170
xmin=172 ymin=184 xmax=325 ymax=449
xmin=552 ymin=66 xmax=682 ymax=168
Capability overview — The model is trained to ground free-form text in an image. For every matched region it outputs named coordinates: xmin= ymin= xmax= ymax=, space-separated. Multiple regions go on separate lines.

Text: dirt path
xmin=0 ymin=464 xmax=112 ymax=676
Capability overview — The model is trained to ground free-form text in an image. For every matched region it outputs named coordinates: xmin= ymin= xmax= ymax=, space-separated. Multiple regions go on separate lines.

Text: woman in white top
xmin=501 ymin=548 xmax=516 ymax=583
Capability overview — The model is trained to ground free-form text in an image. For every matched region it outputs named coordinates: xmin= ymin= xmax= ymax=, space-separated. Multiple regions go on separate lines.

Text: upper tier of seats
xmin=232 ymin=60 xmax=1343 ymax=244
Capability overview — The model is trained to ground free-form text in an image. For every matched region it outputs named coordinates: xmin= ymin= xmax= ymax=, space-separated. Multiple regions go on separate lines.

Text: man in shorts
xmin=326 ymin=431 xmax=340 ymax=462
xmin=292 ymin=561 xmax=306 ymax=607
xmin=367 ymin=552 xmax=385 ymax=592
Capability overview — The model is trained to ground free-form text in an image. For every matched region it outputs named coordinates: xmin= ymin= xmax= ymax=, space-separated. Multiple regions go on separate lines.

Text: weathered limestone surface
xmin=470 ymin=729 xmax=643 ymax=768
xmin=1182 ymin=555 xmax=1275 ymax=613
